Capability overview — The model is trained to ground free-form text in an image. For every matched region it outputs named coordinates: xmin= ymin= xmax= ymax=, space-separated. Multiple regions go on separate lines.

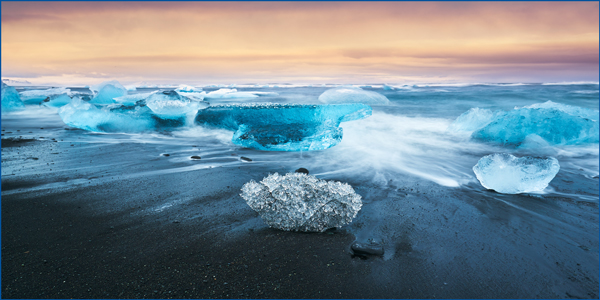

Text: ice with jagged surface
xmin=240 ymin=172 xmax=363 ymax=232
xmin=473 ymin=153 xmax=560 ymax=194
xmin=319 ymin=86 xmax=390 ymax=105
xmin=145 ymin=90 xmax=208 ymax=119
xmin=450 ymin=101 xmax=599 ymax=146
xmin=58 ymin=97 xmax=189 ymax=133
xmin=89 ymin=80 xmax=128 ymax=104
xmin=1 ymin=82 xmax=25 ymax=113
xmin=195 ymin=102 xmax=372 ymax=151
xmin=19 ymin=87 xmax=71 ymax=104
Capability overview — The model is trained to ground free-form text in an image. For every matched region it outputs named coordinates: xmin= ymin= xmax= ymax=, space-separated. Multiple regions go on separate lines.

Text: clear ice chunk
xmin=89 ymin=80 xmax=128 ymax=104
xmin=473 ymin=153 xmax=560 ymax=194
xmin=19 ymin=87 xmax=71 ymax=104
xmin=145 ymin=90 xmax=207 ymax=119
xmin=240 ymin=172 xmax=363 ymax=232
xmin=195 ymin=102 xmax=372 ymax=151
xmin=318 ymin=86 xmax=390 ymax=105
xmin=450 ymin=101 xmax=599 ymax=146
xmin=1 ymin=82 xmax=25 ymax=113
xmin=58 ymin=97 xmax=187 ymax=132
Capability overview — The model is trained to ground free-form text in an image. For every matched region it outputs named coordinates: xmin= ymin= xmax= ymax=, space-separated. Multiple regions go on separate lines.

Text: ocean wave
xmin=542 ymin=81 xmax=599 ymax=86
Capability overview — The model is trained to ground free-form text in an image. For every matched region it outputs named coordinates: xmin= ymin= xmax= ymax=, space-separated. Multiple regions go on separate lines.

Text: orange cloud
xmin=2 ymin=2 xmax=598 ymax=85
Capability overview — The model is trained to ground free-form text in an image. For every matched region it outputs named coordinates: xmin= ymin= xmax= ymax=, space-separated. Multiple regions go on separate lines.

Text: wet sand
xmin=1 ymin=132 xmax=598 ymax=299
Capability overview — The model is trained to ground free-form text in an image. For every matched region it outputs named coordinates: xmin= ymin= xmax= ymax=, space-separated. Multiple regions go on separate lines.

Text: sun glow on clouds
xmin=1 ymin=2 xmax=598 ymax=86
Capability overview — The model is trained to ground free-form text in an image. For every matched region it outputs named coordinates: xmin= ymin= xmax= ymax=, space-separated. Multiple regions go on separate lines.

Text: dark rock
xmin=593 ymin=175 xmax=599 ymax=179
xmin=351 ymin=241 xmax=384 ymax=257
xmin=240 ymin=156 xmax=252 ymax=162
xmin=162 ymin=153 xmax=170 ymax=157
xmin=190 ymin=155 xmax=202 ymax=160
xmin=295 ymin=168 xmax=309 ymax=174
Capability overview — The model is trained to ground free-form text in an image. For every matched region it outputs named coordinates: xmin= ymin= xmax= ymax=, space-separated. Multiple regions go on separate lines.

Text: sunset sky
xmin=2 ymin=1 xmax=598 ymax=86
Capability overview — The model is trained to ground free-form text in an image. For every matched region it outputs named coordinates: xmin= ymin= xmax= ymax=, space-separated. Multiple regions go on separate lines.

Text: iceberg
xmin=318 ymin=86 xmax=390 ymax=105
xmin=1 ymin=82 xmax=25 ymax=113
xmin=145 ymin=90 xmax=207 ymax=119
xmin=450 ymin=101 xmax=599 ymax=146
xmin=240 ymin=172 xmax=362 ymax=232
xmin=19 ymin=87 xmax=71 ymax=104
xmin=195 ymin=102 xmax=372 ymax=151
xmin=58 ymin=97 xmax=188 ymax=133
xmin=41 ymin=93 xmax=72 ymax=108
xmin=89 ymin=80 xmax=127 ymax=104
xmin=383 ymin=84 xmax=395 ymax=91
xmin=473 ymin=153 xmax=560 ymax=194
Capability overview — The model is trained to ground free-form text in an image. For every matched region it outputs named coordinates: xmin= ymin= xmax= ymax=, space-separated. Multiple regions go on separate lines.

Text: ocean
xmin=1 ymin=82 xmax=598 ymax=298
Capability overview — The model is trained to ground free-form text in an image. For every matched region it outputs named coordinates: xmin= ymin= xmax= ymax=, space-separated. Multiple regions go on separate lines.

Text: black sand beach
xmin=1 ymin=126 xmax=599 ymax=299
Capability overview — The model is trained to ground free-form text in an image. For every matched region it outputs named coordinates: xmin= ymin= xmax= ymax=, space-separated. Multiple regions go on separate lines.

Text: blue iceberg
xmin=194 ymin=102 xmax=372 ymax=151
xmin=41 ymin=93 xmax=72 ymax=108
xmin=19 ymin=87 xmax=71 ymax=104
xmin=473 ymin=153 xmax=560 ymax=194
xmin=89 ymin=80 xmax=128 ymax=104
xmin=450 ymin=101 xmax=599 ymax=146
xmin=318 ymin=86 xmax=390 ymax=105
xmin=1 ymin=82 xmax=25 ymax=113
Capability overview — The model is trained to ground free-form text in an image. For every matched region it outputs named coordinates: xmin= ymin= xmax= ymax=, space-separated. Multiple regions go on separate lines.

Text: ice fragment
xmin=319 ymin=86 xmax=390 ymax=105
xmin=240 ymin=172 xmax=362 ymax=232
xmin=473 ymin=153 xmax=560 ymax=194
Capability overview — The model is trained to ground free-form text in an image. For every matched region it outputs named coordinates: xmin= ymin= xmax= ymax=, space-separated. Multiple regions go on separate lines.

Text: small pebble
xmin=351 ymin=241 xmax=384 ymax=257
xmin=162 ymin=153 xmax=170 ymax=157
xmin=240 ymin=156 xmax=252 ymax=162
xmin=190 ymin=155 xmax=201 ymax=160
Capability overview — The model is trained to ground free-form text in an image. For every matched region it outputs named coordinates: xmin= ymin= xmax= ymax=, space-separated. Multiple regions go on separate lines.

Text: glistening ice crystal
xmin=240 ymin=172 xmax=362 ymax=232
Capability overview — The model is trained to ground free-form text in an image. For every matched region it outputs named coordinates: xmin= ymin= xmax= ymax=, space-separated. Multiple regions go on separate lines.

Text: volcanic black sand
xmin=2 ymin=130 xmax=599 ymax=298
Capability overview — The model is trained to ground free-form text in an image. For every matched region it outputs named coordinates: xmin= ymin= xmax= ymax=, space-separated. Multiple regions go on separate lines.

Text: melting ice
xmin=194 ymin=102 xmax=372 ymax=151
xmin=473 ymin=153 xmax=560 ymax=194
xmin=240 ymin=172 xmax=362 ymax=232
xmin=319 ymin=86 xmax=390 ymax=105
xmin=19 ymin=87 xmax=71 ymax=104
xmin=450 ymin=101 xmax=599 ymax=146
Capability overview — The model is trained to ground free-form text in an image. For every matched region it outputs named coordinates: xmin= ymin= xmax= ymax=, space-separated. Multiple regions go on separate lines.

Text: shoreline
xmin=1 ymin=136 xmax=598 ymax=299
